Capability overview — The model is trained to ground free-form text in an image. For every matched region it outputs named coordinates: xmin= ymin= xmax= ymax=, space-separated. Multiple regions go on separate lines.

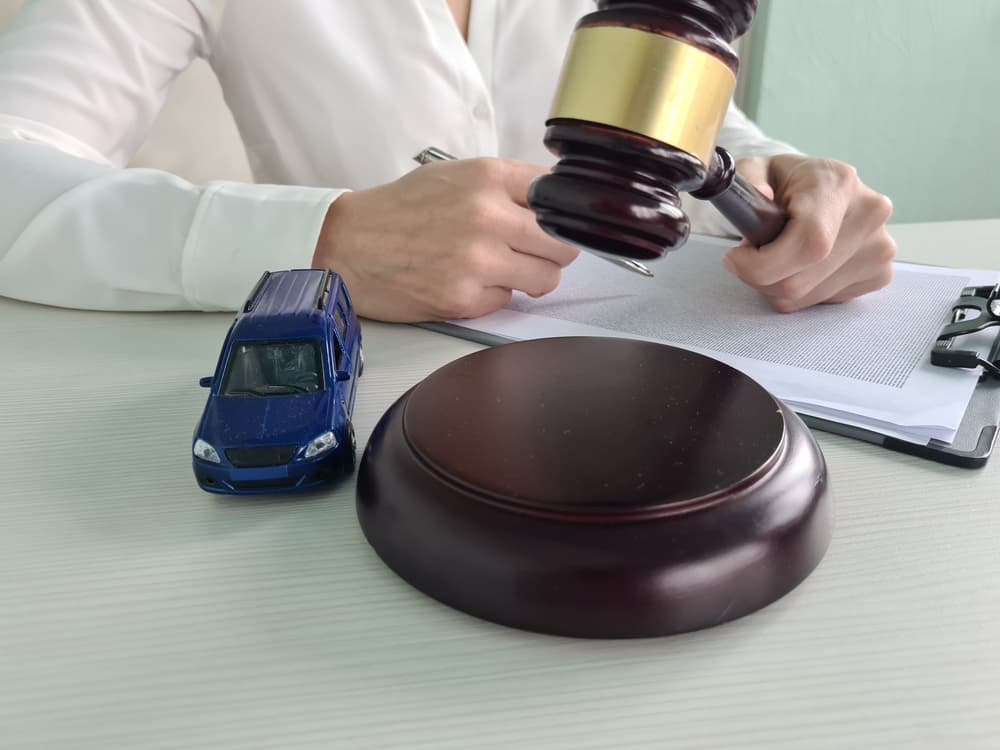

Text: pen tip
xmin=627 ymin=260 xmax=654 ymax=278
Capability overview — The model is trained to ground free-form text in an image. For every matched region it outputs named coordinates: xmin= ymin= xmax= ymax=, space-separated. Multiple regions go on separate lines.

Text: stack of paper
xmin=433 ymin=235 xmax=999 ymax=447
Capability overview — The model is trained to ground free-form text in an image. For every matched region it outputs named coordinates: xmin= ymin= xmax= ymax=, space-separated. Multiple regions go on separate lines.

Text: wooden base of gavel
xmin=528 ymin=0 xmax=788 ymax=261
xmin=355 ymin=0 xmax=830 ymax=641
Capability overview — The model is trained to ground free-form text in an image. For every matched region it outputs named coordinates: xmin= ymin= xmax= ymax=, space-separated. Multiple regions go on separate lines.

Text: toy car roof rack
xmin=315 ymin=270 xmax=334 ymax=311
xmin=243 ymin=271 xmax=273 ymax=313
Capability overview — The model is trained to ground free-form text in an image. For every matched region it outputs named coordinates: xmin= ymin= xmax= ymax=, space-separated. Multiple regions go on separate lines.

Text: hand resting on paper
xmin=724 ymin=155 xmax=897 ymax=313
xmin=313 ymin=153 xmax=894 ymax=324
xmin=313 ymin=158 xmax=579 ymax=323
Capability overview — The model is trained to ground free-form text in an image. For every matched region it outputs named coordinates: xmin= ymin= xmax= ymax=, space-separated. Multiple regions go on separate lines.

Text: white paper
xmin=444 ymin=235 xmax=999 ymax=444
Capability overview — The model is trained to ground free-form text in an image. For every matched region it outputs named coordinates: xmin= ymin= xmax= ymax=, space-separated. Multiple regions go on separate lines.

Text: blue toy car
xmin=192 ymin=269 xmax=363 ymax=494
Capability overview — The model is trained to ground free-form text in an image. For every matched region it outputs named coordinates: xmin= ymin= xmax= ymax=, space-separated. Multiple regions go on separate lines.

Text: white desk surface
xmin=2 ymin=220 xmax=998 ymax=749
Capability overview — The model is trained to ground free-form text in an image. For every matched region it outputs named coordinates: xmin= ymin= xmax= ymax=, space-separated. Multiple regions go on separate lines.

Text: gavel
xmin=528 ymin=0 xmax=787 ymax=262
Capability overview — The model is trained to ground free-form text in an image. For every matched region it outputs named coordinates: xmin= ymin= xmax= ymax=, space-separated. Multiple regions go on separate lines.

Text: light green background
xmin=742 ymin=0 xmax=999 ymax=223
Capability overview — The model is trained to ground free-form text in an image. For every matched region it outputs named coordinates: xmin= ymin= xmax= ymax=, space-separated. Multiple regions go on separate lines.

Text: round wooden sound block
xmin=356 ymin=337 xmax=830 ymax=638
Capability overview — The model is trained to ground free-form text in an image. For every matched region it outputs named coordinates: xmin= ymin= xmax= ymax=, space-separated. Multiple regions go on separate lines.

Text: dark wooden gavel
xmin=528 ymin=0 xmax=787 ymax=262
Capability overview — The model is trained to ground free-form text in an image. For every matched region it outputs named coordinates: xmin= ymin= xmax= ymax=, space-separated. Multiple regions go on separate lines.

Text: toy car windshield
xmin=221 ymin=340 xmax=323 ymax=396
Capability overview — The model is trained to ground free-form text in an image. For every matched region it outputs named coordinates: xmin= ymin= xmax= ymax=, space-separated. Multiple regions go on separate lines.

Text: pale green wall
xmin=742 ymin=0 xmax=999 ymax=223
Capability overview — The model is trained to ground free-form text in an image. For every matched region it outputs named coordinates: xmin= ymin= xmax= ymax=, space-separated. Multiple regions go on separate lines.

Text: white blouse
xmin=0 ymin=0 xmax=794 ymax=311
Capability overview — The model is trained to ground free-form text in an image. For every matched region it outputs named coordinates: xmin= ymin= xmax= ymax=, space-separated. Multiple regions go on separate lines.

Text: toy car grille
xmin=229 ymin=478 xmax=300 ymax=490
xmin=226 ymin=446 xmax=298 ymax=467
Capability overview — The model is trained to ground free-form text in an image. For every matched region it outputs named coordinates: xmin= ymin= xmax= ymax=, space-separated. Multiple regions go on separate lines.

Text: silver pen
xmin=413 ymin=147 xmax=655 ymax=278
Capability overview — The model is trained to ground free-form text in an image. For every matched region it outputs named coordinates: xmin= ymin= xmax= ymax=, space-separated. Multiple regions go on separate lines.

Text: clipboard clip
xmin=932 ymin=284 xmax=1000 ymax=379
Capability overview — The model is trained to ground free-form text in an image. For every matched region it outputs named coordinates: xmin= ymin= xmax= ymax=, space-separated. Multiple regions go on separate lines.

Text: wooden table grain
xmin=1 ymin=221 xmax=998 ymax=749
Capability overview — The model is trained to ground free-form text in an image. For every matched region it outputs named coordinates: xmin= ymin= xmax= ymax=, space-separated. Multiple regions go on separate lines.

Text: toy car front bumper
xmin=193 ymin=449 xmax=345 ymax=495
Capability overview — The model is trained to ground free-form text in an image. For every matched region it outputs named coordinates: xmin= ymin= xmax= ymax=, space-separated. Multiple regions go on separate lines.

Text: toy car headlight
xmin=193 ymin=439 xmax=222 ymax=464
xmin=305 ymin=431 xmax=339 ymax=459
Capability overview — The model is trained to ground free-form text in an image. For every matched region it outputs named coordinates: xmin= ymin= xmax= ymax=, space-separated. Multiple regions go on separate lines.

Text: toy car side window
xmin=331 ymin=328 xmax=346 ymax=371
xmin=333 ymin=306 xmax=351 ymax=372
xmin=334 ymin=306 xmax=348 ymax=340
xmin=338 ymin=283 xmax=352 ymax=311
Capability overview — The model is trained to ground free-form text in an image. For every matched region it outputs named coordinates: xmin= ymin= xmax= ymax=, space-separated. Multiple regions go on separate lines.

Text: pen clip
xmin=413 ymin=147 xmax=458 ymax=165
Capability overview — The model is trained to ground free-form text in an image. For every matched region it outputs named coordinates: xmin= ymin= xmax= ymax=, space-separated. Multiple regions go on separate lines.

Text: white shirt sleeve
xmin=680 ymin=101 xmax=801 ymax=237
xmin=0 ymin=0 xmax=340 ymax=311
xmin=718 ymin=101 xmax=801 ymax=161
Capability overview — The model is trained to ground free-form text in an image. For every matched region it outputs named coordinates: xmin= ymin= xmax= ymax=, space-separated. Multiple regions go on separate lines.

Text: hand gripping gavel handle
xmin=691 ymin=147 xmax=788 ymax=248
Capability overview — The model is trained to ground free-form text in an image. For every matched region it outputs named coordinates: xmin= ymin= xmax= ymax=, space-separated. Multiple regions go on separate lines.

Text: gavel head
xmin=527 ymin=0 xmax=757 ymax=261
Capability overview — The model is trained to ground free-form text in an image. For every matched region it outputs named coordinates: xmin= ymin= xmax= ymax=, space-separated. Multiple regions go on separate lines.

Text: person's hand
xmin=724 ymin=154 xmax=896 ymax=312
xmin=313 ymin=158 xmax=579 ymax=322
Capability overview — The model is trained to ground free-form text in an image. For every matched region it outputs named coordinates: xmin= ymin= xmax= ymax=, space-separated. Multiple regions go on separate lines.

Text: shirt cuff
xmin=182 ymin=181 xmax=345 ymax=310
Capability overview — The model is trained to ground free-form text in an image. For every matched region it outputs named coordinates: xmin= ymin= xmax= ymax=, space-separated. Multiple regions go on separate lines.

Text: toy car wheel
xmin=343 ymin=421 xmax=357 ymax=475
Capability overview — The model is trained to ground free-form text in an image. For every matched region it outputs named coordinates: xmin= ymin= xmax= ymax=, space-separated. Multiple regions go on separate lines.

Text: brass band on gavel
xmin=548 ymin=25 xmax=736 ymax=169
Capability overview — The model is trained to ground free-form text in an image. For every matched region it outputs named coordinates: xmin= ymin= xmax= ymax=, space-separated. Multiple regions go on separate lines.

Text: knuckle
xmin=875 ymin=233 xmax=898 ymax=264
xmin=557 ymin=244 xmax=581 ymax=267
xmin=771 ymin=275 xmax=812 ymax=304
xmin=468 ymin=156 xmax=504 ymax=184
xmin=464 ymin=193 xmax=501 ymax=231
xmin=529 ymin=267 xmax=562 ymax=297
xmin=798 ymin=219 xmax=836 ymax=262
xmin=435 ymin=282 xmax=482 ymax=320
xmin=828 ymin=159 xmax=859 ymax=188
xmin=869 ymin=193 xmax=895 ymax=224
xmin=463 ymin=244 xmax=494 ymax=277
xmin=770 ymin=297 xmax=800 ymax=314
xmin=735 ymin=269 xmax=768 ymax=289
xmin=486 ymin=288 xmax=514 ymax=316
xmin=517 ymin=209 xmax=544 ymax=239
xmin=730 ymin=264 xmax=768 ymax=288
xmin=872 ymin=265 xmax=894 ymax=291
xmin=516 ymin=210 xmax=549 ymax=237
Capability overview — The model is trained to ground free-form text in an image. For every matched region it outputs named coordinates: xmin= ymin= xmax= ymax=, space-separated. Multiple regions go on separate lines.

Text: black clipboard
xmin=883 ymin=282 xmax=1000 ymax=467
xmin=797 ymin=381 xmax=1000 ymax=468
xmin=419 ymin=293 xmax=1000 ymax=468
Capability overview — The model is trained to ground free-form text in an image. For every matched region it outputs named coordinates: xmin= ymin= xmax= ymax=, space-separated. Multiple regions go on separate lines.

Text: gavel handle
xmin=691 ymin=147 xmax=788 ymax=247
